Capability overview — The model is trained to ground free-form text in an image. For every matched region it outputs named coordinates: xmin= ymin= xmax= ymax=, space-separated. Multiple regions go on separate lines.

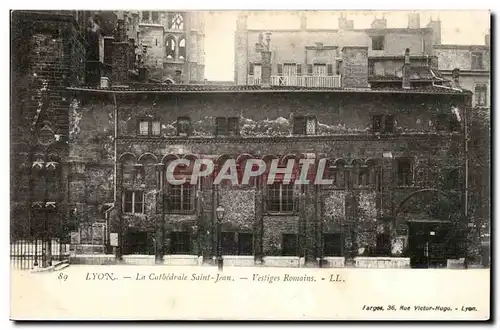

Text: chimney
xmin=426 ymin=18 xmax=441 ymax=45
xmin=408 ymin=12 xmax=420 ymax=29
xmin=340 ymin=46 xmax=369 ymax=88
xmin=111 ymin=18 xmax=130 ymax=84
xmin=300 ymin=13 xmax=307 ymax=30
xmin=371 ymin=17 xmax=387 ymax=29
xmin=261 ymin=50 xmax=272 ymax=88
xmin=236 ymin=12 xmax=248 ymax=31
xmin=402 ymin=48 xmax=411 ymax=89
xmin=339 ymin=13 xmax=354 ymax=30
xmin=112 ymin=41 xmax=130 ymax=84
xmin=451 ymin=68 xmax=461 ymax=89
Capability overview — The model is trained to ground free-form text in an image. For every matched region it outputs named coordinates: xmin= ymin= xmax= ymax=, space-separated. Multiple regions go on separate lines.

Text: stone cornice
xmin=117 ymin=132 xmax=463 ymax=144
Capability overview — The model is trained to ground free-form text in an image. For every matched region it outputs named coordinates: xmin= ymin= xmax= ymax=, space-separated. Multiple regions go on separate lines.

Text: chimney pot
xmin=408 ymin=12 xmax=420 ymax=29
xmin=452 ymin=68 xmax=461 ymax=88
xmin=300 ymin=14 xmax=307 ymax=30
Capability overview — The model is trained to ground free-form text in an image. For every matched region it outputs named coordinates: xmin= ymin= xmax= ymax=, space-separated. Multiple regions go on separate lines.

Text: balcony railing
xmin=247 ymin=75 xmax=342 ymax=88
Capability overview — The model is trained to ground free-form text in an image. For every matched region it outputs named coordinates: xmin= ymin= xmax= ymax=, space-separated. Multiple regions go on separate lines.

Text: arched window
xmin=170 ymin=13 xmax=184 ymax=30
xmin=178 ymin=37 xmax=186 ymax=60
xmin=166 ymin=36 xmax=176 ymax=59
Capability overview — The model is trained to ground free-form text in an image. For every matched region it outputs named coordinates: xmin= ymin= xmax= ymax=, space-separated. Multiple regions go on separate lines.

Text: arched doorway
xmin=395 ymin=189 xmax=462 ymax=268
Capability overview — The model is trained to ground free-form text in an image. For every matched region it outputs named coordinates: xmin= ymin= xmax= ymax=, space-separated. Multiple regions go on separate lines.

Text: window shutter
xmin=296 ymin=64 xmax=302 ymax=76
xmin=336 ymin=60 xmax=342 ymax=75
xmin=293 ymin=116 xmax=306 ymax=135
xmin=327 ymin=64 xmax=334 ymax=76
xmin=249 ymin=63 xmax=254 ymax=75
xmin=277 ymin=64 xmax=283 ymax=76
xmin=384 ymin=115 xmax=395 ymax=133
xmin=228 ymin=117 xmax=240 ymax=135
xmin=307 ymin=64 xmax=313 ymax=75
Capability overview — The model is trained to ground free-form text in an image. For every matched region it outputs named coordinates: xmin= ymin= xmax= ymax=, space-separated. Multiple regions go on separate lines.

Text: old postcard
xmin=9 ymin=9 xmax=491 ymax=320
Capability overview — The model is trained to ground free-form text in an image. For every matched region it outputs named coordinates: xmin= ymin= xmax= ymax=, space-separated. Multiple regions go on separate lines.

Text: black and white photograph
xmin=8 ymin=7 xmax=492 ymax=321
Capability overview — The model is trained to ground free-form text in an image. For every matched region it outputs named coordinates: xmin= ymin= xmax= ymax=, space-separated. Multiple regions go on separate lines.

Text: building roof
xmin=434 ymin=44 xmax=490 ymax=50
xmin=67 ymin=83 xmax=471 ymax=95
xmin=369 ymin=67 xmax=447 ymax=82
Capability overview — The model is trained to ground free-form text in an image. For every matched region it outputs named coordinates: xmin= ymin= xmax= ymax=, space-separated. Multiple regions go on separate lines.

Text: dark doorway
xmin=407 ymin=221 xmax=450 ymax=268
xmin=124 ymin=230 xmax=154 ymax=255
xmin=323 ymin=233 xmax=343 ymax=256
xmin=282 ymin=234 xmax=298 ymax=256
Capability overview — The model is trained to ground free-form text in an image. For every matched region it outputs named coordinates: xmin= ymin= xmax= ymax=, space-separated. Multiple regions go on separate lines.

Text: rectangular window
xmin=253 ymin=64 xmax=262 ymax=79
xmin=139 ymin=121 xmax=149 ymax=135
xmin=282 ymin=234 xmax=298 ymax=256
xmin=171 ymin=231 xmax=190 ymax=254
xmin=221 ymin=232 xmax=253 ymax=255
xmin=471 ymin=52 xmax=484 ymax=70
xmin=436 ymin=114 xmax=461 ymax=132
xmin=168 ymin=183 xmax=194 ymax=213
xmin=372 ymin=114 xmax=395 ymax=134
xmin=277 ymin=64 xmax=283 ymax=76
xmin=475 ymin=84 xmax=488 ymax=106
xmin=138 ymin=120 xmax=161 ymax=136
xmin=372 ymin=114 xmax=383 ymax=132
xmin=293 ymin=115 xmax=316 ymax=135
xmin=283 ymin=63 xmax=297 ymax=77
xmin=327 ymin=64 xmax=334 ymax=76
xmin=221 ymin=232 xmax=236 ymax=255
xmin=142 ymin=11 xmax=150 ymax=21
xmin=372 ymin=36 xmax=385 ymax=50
xmin=396 ymin=158 xmax=413 ymax=186
xmin=238 ymin=233 xmax=254 ymax=255
xmin=313 ymin=64 xmax=327 ymax=76
xmin=296 ymin=63 xmax=302 ymax=76
xmin=151 ymin=11 xmax=159 ymax=23
xmin=307 ymin=64 xmax=313 ymax=75
xmin=267 ymin=183 xmax=295 ymax=213
xmin=215 ymin=117 xmax=239 ymax=136
xmin=151 ymin=121 xmax=161 ymax=136
xmin=123 ymin=191 xmax=144 ymax=214
xmin=323 ymin=233 xmax=342 ymax=256
xmin=357 ymin=167 xmax=369 ymax=187
xmin=177 ymin=116 xmax=191 ymax=136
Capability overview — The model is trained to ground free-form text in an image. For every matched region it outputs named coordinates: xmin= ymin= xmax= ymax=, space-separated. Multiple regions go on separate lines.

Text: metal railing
xmin=10 ymin=239 xmax=70 ymax=269
xmin=247 ymin=75 xmax=342 ymax=88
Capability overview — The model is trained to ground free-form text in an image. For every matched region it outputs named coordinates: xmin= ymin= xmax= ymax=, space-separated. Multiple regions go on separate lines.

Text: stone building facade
xmin=118 ymin=10 xmax=205 ymax=83
xmin=434 ymin=34 xmax=491 ymax=266
xmin=10 ymin=11 xmax=88 ymax=260
xmin=234 ymin=12 xmax=438 ymax=88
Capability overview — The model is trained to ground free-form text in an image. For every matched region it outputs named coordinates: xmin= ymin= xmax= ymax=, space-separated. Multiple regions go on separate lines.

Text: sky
xmin=203 ymin=10 xmax=491 ymax=81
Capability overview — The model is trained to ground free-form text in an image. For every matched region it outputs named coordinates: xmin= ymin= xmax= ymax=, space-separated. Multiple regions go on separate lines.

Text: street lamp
xmin=216 ymin=206 xmax=225 ymax=271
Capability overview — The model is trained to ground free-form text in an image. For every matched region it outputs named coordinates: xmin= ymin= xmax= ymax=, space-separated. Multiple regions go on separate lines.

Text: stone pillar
xmin=115 ymin=164 xmax=124 ymax=261
xmin=154 ymin=163 xmax=165 ymax=263
xmin=112 ymin=42 xmax=130 ymax=84
xmin=304 ymin=184 xmax=316 ymax=265
xmin=254 ymin=176 xmax=264 ymax=263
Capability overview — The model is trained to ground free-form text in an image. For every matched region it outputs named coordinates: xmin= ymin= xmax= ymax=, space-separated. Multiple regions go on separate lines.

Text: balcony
xmin=247 ymin=75 xmax=342 ymax=88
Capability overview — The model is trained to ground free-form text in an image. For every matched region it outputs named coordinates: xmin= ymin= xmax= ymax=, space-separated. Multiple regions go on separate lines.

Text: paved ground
xmin=10 ymin=265 xmax=490 ymax=320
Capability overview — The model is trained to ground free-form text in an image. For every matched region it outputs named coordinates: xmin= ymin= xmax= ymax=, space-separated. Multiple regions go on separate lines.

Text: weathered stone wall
xmin=68 ymin=89 xmax=469 ymax=261
xmin=10 ymin=11 xmax=86 ymax=240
